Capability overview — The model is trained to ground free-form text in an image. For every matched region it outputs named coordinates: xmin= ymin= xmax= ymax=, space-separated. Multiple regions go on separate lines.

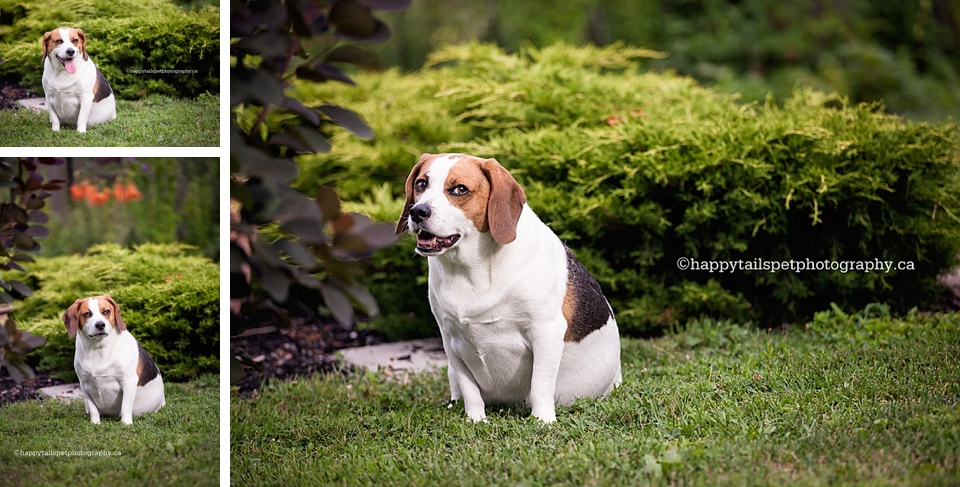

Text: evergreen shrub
xmin=11 ymin=243 xmax=219 ymax=381
xmin=296 ymin=43 xmax=960 ymax=336
xmin=0 ymin=0 xmax=219 ymax=99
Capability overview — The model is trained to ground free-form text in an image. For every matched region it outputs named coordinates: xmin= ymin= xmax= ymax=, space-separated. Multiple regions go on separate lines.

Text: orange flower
xmin=124 ymin=182 xmax=143 ymax=201
xmin=71 ymin=181 xmax=97 ymax=201
xmin=87 ymin=190 xmax=110 ymax=206
xmin=113 ymin=182 xmax=126 ymax=202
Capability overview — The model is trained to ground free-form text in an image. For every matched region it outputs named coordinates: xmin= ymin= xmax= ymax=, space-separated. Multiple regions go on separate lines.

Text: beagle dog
xmin=63 ymin=295 xmax=165 ymax=424
xmin=396 ymin=153 xmax=622 ymax=423
xmin=41 ymin=27 xmax=116 ymax=132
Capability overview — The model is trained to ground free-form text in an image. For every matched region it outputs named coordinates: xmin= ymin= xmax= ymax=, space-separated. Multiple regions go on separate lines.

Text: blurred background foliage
xmin=292 ymin=43 xmax=960 ymax=338
xmin=42 ymin=158 xmax=219 ymax=261
xmin=367 ymin=0 xmax=959 ymax=121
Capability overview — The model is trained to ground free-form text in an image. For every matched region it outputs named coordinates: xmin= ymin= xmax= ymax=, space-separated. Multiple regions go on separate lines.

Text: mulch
xmin=0 ymin=370 xmax=64 ymax=406
xmin=0 ymin=80 xmax=37 ymax=110
xmin=231 ymin=309 xmax=389 ymax=398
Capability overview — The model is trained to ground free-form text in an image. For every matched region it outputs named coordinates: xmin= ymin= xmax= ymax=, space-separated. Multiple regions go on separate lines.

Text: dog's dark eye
xmin=103 ymin=309 xmax=110 ymax=315
xmin=55 ymin=39 xmax=63 ymax=45
xmin=414 ymin=179 xmax=427 ymax=193
xmin=450 ymin=184 xmax=469 ymax=196
xmin=82 ymin=311 xmax=92 ymax=318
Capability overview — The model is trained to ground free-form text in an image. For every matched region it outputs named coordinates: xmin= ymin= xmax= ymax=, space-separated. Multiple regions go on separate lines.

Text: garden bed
xmin=233 ymin=308 xmax=388 ymax=397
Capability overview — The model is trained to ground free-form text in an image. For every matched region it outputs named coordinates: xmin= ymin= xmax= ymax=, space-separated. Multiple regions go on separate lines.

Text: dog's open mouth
xmin=416 ymin=230 xmax=461 ymax=254
xmin=55 ymin=54 xmax=77 ymax=75
xmin=87 ymin=332 xmax=107 ymax=338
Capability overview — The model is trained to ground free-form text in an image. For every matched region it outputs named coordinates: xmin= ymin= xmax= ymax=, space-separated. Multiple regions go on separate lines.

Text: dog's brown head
xmin=63 ymin=294 xmax=125 ymax=339
xmin=42 ymin=27 xmax=88 ymax=72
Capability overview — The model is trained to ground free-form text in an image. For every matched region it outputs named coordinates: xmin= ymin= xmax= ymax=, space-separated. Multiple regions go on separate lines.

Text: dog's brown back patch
xmin=93 ymin=67 xmax=112 ymax=102
xmin=136 ymin=342 xmax=160 ymax=386
xmin=562 ymin=246 xmax=612 ymax=342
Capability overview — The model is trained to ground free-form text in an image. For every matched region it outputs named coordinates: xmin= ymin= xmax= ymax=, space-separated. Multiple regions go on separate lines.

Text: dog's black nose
xmin=410 ymin=204 xmax=431 ymax=223
xmin=66 ymin=47 xmax=75 ymax=56
xmin=95 ymin=322 xmax=105 ymax=331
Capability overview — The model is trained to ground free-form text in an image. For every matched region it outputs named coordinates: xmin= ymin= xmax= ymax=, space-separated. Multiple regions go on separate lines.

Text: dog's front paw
xmin=90 ymin=417 xmax=100 ymax=424
xmin=51 ymin=125 xmax=60 ymax=132
xmin=77 ymin=126 xmax=87 ymax=133
xmin=531 ymin=408 xmax=557 ymax=424
xmin=467 ymin=413 xmax=488 ymax=423
xmin=465 ymin=405 xmax=487 ymax=422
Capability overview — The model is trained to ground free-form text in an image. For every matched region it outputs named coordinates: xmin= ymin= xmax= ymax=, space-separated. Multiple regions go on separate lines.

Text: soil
xmin=0 ymin=80 xmax=38 ymax=110
xmin=231 ymin=308 xmax=389 ymax=398
xmin=0 ymin=369 xmax=65 ymax=406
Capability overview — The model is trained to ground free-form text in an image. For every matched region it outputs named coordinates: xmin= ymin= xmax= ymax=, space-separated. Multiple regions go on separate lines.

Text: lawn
xmin=1 ymin=374 xmax=220 ymax=487
xmin=231 ymin=312 xmax=960 ymax=486
xmin=0 ymin=93 xmax=219 ymax=146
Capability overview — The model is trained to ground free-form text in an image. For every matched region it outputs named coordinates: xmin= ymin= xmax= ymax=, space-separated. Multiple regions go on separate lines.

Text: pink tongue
xmin=418 ymin=235 xmax=438 ymax=247
xmin=64 ymin=59 xmax=76 ymax=74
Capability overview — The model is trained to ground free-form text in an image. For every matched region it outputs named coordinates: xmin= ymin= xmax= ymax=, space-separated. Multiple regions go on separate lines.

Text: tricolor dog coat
xmin=63 ymin=295 xmax=164 ymax=424
xmin=396 ymin=153 xmax=622 ymax=423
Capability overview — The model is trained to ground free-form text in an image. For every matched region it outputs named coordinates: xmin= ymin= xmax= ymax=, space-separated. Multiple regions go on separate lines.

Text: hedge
xmin=0 ymin=0 xmax=219 ymax=99
xmin=11 ymin=243 xmax=219 ymax=381
xmin=291 ymin=43 xmax=960 ymax=337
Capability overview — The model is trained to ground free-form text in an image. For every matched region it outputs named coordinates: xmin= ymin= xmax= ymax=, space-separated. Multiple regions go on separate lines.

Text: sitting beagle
xmin=41 ymin=27 xmax=117 ymax=132
xmin=63 ymin=295 xmax=165 ymax=424
xmin=396 ymin=153 xmax=622 ymax=423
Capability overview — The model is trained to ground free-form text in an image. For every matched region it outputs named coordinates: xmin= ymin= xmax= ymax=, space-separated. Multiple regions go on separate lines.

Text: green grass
xmin=231 ymin=314 xmax=960 ymax=486
xmin=1 ymin=374 xmax=220 ymax=487
xmin=0 ymin=93 xmax=219 ymax=146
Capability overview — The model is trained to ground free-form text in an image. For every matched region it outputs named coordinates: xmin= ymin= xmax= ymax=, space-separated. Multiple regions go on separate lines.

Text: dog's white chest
xmin=442 ymin=318 xmax=533 ymax=402
xmin=78 ymin=371 xmax=123 ymax=414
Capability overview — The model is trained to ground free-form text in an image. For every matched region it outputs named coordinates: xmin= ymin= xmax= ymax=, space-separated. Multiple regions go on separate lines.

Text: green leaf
xmin=316 ymin=187 xmax=341 ymax=224
xmin=317 ymin=104 xmax=374 ymax=139
xmin=319 ymin=282 xmax=354 ymax=328
xmin=259 ymin=266 xmax=291 ymax=304
xmin=326 ymin=45 xmax=382 ymax=70
xmin=338 ymin=280 xmax=380 ymax=317
xmin=294 ymin=64 xmax=356 ymax=85
xmin=231 ymin=66 xmax=285 ymax=106
xmin=25 ymin=225 xmax=49 ymax=238
xmin=289 ymin=126 xmax=332 ymax=153
xmin=273 ymin=240 xmax=320 ymax=270
xmin=233 ymin=30 xmax=291 ymax=63
xmin=11 ymin=232 xmax=35 ymax=250
xmin=283 ymin=97 xmax=321 ymax=126
xmin=8 ymin=280 xmax=32 ymax=297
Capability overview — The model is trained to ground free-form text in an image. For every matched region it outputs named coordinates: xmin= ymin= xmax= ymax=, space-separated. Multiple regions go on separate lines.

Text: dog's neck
xmin=430 ymin=206 xmax=543 ymax=289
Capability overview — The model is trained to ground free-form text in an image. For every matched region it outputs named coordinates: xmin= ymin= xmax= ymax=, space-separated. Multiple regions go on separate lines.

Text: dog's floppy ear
xmin=103 ymin=294 xmax=126 ymax=331
xmin=395 ymin=153 xmax=432 ymax=235
xmin=480 ymin=158 xmax=526 ymax=245
xmin=62 ymin=299 xmax=83 ymax=339
xmin=41 ymin=31 xmax=53 ymax=64
xmin=76 ymin=29 xmax=88 ymax=61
